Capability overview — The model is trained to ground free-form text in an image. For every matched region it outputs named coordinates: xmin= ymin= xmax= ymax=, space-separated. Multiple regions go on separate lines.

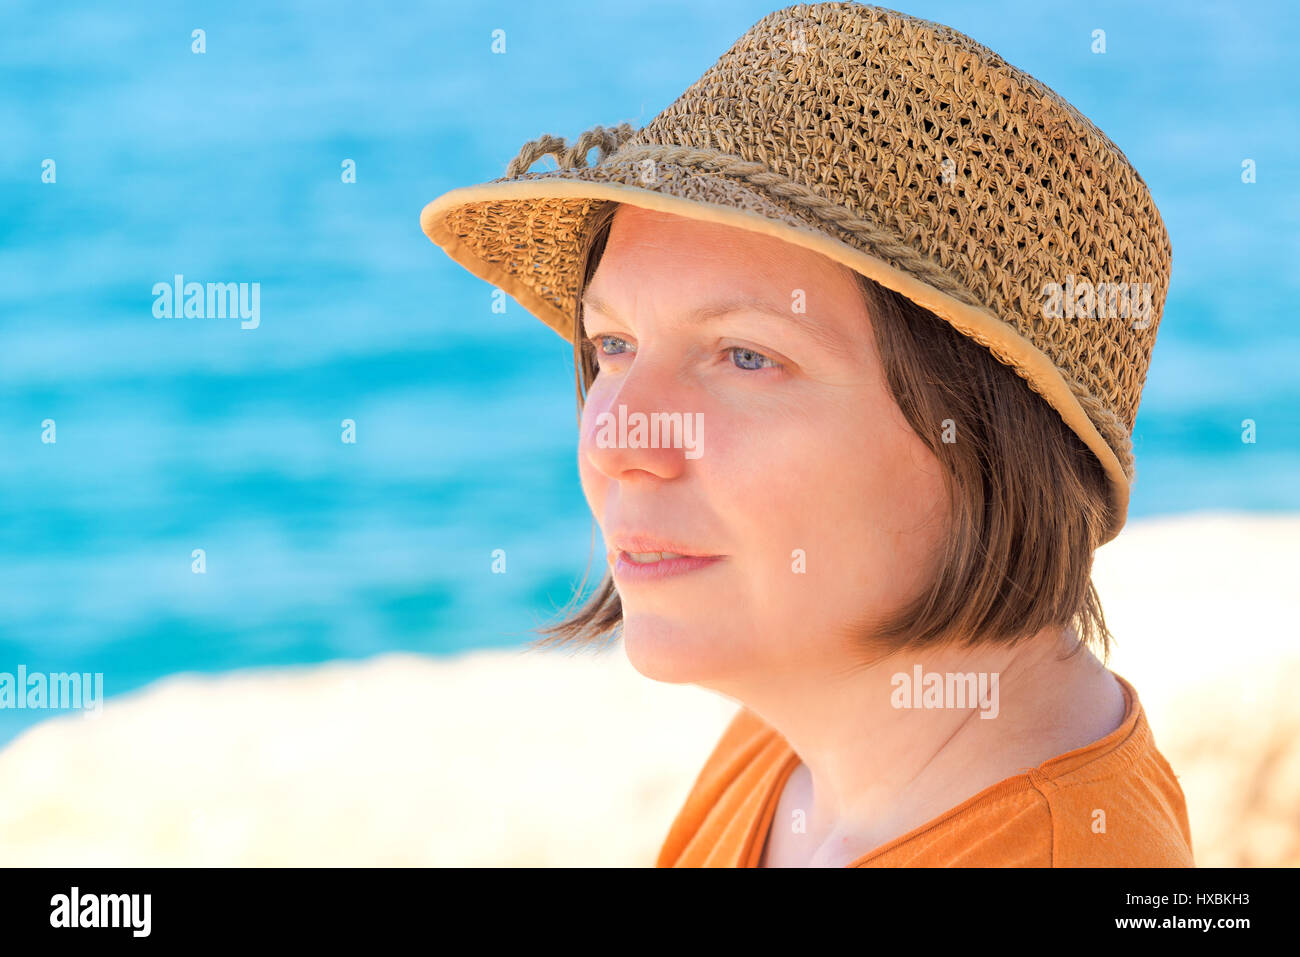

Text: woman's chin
xmin=621 ymin=614 xmax=732 ymax=685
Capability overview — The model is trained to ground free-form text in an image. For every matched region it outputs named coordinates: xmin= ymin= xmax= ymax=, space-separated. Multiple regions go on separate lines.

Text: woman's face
xmin=577 ymin=205 xmax=949 ymax=689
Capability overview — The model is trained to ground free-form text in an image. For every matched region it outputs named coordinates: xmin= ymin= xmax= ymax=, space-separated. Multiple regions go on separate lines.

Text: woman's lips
xmin=611 ymin=550 xmax=724 ymax=583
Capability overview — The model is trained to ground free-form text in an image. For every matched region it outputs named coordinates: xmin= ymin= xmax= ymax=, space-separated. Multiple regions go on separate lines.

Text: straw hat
xmin=420 ymin=2 xmax=1171 ymax=544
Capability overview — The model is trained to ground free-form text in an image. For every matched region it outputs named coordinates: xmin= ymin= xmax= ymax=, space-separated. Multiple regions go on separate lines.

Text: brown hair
xmin=531 ymin=201 xmax=1113 ymax=661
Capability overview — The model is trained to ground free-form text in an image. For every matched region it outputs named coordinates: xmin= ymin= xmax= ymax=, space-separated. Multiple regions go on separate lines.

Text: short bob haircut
xmin=533 ymin=201 xmax=1114 ymax=660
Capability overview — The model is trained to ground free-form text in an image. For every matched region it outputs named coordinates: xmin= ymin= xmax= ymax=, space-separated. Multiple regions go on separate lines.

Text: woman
xmin=420 ymin=3 xmax=1193 ymax=866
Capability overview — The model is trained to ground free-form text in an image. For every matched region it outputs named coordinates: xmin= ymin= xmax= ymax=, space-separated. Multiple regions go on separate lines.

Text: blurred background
xmin=0 ymin=0 xmax=1297 ymax=865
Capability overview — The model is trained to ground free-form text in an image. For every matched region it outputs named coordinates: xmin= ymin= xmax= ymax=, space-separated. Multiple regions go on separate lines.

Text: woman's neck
xmin=721 ymin=627 xmax=1126 ymax=867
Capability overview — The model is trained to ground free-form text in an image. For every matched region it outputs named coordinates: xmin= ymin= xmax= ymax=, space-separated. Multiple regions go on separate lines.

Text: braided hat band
xmin=420 ymin=2 xmax=1172 ymax=544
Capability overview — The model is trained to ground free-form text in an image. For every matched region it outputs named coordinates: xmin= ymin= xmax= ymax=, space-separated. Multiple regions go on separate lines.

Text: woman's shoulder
xmin=655 ymin=705 xmax=792 ymax=867
xmin=1027 ymin=673 xmax=1195 ymax=866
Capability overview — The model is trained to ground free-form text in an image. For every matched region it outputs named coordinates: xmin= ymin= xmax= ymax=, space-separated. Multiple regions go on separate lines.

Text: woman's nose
xmin=580 ymin=365 xmax=700 ymax=483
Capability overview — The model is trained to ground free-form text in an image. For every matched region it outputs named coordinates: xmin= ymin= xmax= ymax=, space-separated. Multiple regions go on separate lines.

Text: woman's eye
xmin=595 ymin=334 xmax=634 ymax=356
xmin=728 ymin=346 xmax=780 ymax=371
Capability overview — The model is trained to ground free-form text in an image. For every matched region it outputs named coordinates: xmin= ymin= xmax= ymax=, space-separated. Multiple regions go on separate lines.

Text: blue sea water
xmin=1 ymin=0 xmax=1297 ymax=746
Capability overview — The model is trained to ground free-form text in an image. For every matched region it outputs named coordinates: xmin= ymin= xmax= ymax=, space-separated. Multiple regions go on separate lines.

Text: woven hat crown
xmin=425 ymin=2 xmax=1173 ymax=541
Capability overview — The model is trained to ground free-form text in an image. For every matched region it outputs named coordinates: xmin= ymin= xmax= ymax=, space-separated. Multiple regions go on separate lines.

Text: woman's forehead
xmin=598 ymin=205 xmax=853 ymax=293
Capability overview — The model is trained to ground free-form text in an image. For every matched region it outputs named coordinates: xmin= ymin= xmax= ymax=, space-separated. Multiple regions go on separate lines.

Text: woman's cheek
xmin=577 ymin=452 xmax=606 ymax=521
xmin=576 ymin=409 xmax=610 ymax=519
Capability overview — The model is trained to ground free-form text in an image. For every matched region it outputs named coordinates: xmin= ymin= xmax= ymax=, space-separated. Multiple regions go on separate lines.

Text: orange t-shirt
xmin=657 ymin=671 xmax=1194 ymax=867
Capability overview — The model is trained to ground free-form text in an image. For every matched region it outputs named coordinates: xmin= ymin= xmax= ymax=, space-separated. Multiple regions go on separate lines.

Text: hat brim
xmin=420 ymin=162 xmax=1131 ymax=543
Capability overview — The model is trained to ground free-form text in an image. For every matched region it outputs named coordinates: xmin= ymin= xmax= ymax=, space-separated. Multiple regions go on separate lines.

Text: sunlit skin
xmin=576 ymin=205 xmax=1126 ymax=867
